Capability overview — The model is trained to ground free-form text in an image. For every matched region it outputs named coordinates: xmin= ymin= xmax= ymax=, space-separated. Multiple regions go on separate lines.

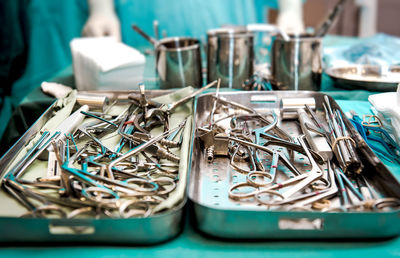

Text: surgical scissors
xmin=229 ymin=135 xmax=323 ymax=201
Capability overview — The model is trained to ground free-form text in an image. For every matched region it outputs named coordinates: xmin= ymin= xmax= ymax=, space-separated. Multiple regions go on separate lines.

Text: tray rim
xmin=325 ymin=65 xmax=400 ymax=92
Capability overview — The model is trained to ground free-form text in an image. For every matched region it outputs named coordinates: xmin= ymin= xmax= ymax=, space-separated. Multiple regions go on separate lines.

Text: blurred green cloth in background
xmin=1 ymin=0 xmax=280 ymax=139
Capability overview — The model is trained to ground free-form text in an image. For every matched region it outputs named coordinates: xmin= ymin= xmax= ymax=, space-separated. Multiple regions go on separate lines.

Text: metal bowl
xmin=325 ymin=65 xmax=400 ymax=91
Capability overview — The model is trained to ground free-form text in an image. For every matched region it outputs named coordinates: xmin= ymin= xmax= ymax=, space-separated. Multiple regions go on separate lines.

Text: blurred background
xmin=270 ymin=0 xmax=399 ymax=37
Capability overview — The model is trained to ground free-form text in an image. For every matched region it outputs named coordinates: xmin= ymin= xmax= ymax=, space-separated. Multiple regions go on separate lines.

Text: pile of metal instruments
xmin=0 ymin=81 xmax=216 ymax=219
xmin=195 ymin=92 xmax=400 ymax=212
xmin=349 ymin=111 xmax=400 ymax=164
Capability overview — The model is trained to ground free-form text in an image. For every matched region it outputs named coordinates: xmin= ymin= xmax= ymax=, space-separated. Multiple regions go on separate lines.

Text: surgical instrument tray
xmin=0 ymin=89 xmax=193 ymax=244
xmin=189 ymin=91 xmax=400 ymax=239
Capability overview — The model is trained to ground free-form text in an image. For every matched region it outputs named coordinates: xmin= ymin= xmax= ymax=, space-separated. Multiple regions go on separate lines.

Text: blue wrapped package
xmin=324 ymin=33 xmax=400 ymax=68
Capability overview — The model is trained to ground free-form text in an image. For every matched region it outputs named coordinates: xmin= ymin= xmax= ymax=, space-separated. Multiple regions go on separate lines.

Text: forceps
xmin=211 ymin=95 xmax=292 ymax=141
xmin=107 ymin=121 xmax=186 ymax=177
xmin=230 ymin=143 xmax=265 ymax=175
xmin=285 ymin=161 xmax=337 ymax=208
xmin=260 ymin=132 xmax=325 ymax=165
xmin=252 ymin=111 xmax=278 ymax=169
xmin=246 ymin=150 xmax=278 ymax=187
xmin=5 ymin=131 xmax=60 ymax=179
xmin=145 ymin=80 xmax=218 ymax=122
xmin=228 ymin=136 xmax=302 ymax=177
xmin=230 ymin=135 xmax=323 ymax=201
xmin=253 ymin=161 xmax=334 ymax=207
xmin=333 ymin=168 xmax=364 ymax=210
xmin=229 ymin=113 xmax=324 ymax=165
xmin=270 ymin=135 xmax=323 ymax=199
xmin=350 ymin=111 xmax=400 ymax=163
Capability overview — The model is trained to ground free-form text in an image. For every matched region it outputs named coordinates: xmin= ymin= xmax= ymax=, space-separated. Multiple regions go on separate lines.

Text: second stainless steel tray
xmin=189 ymin=91 xmax=400 ymax=239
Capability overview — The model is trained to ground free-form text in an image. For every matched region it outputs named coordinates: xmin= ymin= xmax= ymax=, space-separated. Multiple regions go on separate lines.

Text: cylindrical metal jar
xmin=207 ymin=28 xmax=254 ymax=89
xmin=271 ymin=35 xmax=322 ymax=91
xmin=156 ymin=37 xmax=202 ymax=89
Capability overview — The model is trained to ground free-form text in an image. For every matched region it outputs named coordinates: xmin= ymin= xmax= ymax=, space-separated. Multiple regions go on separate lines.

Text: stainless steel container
xmin=207 ymin=28 xmax=254 ymax=89
xmin=325 ymin=65 xmax=400 ymax=92
xmin=189 ymin=91 xmax=400 ymax=239
xmin=156 ymin=37 xmax=202 ymax=89
xmin=271 ymin=35 xmax=322 ymax=91
xmin=0 ymin=90 xmax=191 ymax=244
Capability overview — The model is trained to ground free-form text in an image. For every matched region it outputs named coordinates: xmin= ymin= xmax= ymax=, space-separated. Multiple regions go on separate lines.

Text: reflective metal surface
xmin=326 ymin=65 xmax=400 ymax=92
xmin=189 ymin=91 xmax=400 ymax=239
xmin=156 ymin=37 xmax=202 ymax=89
xmin=272 ymin=35 xmax=322 ymax=91
xmin=0 ymin=90 xmax=188 ymax=244
xmin=207 ymin=28 xmax=254 ymax=89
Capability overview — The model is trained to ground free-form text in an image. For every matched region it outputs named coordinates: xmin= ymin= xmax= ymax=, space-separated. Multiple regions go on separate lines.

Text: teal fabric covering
xmin=117 ymin=0 xmax=275 ymax=47
xmin=11 ymin=0 xmax=87 ymax=106
xmin=0 ymin=0 xmax=87 ymax=138
xmin=0 ymin=230 xmax=399 ymax=258
xmin=0 ymin=0 xmax=29 ymax=140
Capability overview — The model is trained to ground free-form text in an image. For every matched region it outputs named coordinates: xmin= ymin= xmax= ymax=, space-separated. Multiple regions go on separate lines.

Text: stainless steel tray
xmin=189 ymin=91 xmax=400 ymax=239
xmin=0 ymin=90 xmax=188 ymax=244
xmin=326 ymin=65 xmax=400 ymax=92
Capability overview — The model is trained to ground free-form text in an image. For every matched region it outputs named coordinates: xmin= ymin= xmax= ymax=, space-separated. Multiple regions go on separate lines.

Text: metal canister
xmin=271 ymin=35 xmax=322 ymax=91
xmin=76 ymin=93 xmax=109 ymax=111
xmin=207 ymin=28 xmax=254 ymax=89
xmin=156 ymin=37 xmax=202 ymax=89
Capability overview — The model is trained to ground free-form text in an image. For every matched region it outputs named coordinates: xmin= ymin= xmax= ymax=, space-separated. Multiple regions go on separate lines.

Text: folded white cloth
xmin=70 ymin=37 xmax=146 ymax=90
